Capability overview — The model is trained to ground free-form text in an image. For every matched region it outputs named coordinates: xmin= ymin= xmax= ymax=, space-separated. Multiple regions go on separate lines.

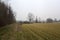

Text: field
xmin=0 ymin=23 xmax=60 ymax=40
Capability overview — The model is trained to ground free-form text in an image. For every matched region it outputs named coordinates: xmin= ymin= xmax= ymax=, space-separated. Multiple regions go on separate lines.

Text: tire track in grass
xmin=27 ymin=25 xmax=60 ymax=40
xmin=29 ymin=25 xmax=60 ymax=40
xmin=26 ymin=26 xmax=49 ymax=40
xmin=22 ymin=25 xmax=44 ymax=40
xmin=22 ymin=27 xmax=33 ymax=40
xmin=42 ymin=30 xmax=60 ymax=39
xmin=33 ymin=25 xmax=60 ymax=39
xmin=8 ymin=24 xmax=17 ymax=40
xmin=22 ymin=26 xmax=39 ymax=40
xmin=16 ymin=24 xmax=23 ymax=40
xmin=37 ymin=23 xmax=60 ymax=38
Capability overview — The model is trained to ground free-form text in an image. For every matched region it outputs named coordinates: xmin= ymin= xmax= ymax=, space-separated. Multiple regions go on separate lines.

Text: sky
xmin=8 ymin=0 xmax=60 ymax=21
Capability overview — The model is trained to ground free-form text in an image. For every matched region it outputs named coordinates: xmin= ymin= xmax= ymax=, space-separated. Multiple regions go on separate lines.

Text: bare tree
xmin=35 ymin=16 xmax=38 ymax=23
xmin=28 ymin=13 xmax=34 ymax=23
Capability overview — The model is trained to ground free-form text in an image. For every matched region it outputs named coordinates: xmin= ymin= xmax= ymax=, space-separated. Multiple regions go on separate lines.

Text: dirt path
xmin=17 ymin=24 xmax=22 ymax=32
xmin=0 ymin=24 xmax=22 ymax=40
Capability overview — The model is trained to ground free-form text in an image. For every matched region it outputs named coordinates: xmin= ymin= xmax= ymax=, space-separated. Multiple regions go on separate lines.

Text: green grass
xmin=0 ymin=23 xmax=60 ymax=40
xmin=0 ymin=24 xmax=17 ymax=40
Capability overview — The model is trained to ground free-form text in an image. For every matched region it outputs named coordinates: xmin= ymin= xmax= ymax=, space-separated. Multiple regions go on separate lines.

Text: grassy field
xmin=0 ymin=23 xmax=60 ymax=40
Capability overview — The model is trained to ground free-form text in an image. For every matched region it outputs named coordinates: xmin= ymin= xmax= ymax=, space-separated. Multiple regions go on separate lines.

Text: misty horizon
xmin=8 ymin=0 xmax=60 ymax=21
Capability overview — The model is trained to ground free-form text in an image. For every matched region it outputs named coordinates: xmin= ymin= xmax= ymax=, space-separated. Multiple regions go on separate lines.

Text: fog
xmin=9 ymin=0 xmax=60 ymax=21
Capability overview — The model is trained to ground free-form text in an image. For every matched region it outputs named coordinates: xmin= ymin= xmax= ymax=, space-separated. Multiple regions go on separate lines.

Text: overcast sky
xmin=9 ymin=0 xmax=60 ymax=21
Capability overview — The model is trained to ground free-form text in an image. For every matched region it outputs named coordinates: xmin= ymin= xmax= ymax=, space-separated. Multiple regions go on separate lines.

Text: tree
xmin=54 ymin=18 xmax=57 ymax=22
xmin=35 ymin=16 xmax=38 ymax=23
xmin=0 ymin=1 xmax=15 ymax=26
xmin=46 ymin=18 xmax=53 ymax=23
xmin=58 ymin=20 xmax=60 ymax=22
xmin=39 ymin=17 xmax=41 ymax=23
xmin=28 ymin=13 xmax=34 ymax=23
xmin=8 ymin=6 xmax=16 ymax=24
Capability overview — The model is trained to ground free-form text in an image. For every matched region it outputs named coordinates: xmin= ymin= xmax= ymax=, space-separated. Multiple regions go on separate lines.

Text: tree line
xmin=19 ymin=13 xmax=60 ymax=24
xmin=27 ymin=13 xmax=60 ymax=23
xmin=0 ymin=1 xmax=16 ymax=26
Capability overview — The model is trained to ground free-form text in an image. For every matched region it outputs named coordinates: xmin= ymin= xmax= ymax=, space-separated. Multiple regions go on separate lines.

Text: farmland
xmin=0 ymin=23 xmax=60 ymax=40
